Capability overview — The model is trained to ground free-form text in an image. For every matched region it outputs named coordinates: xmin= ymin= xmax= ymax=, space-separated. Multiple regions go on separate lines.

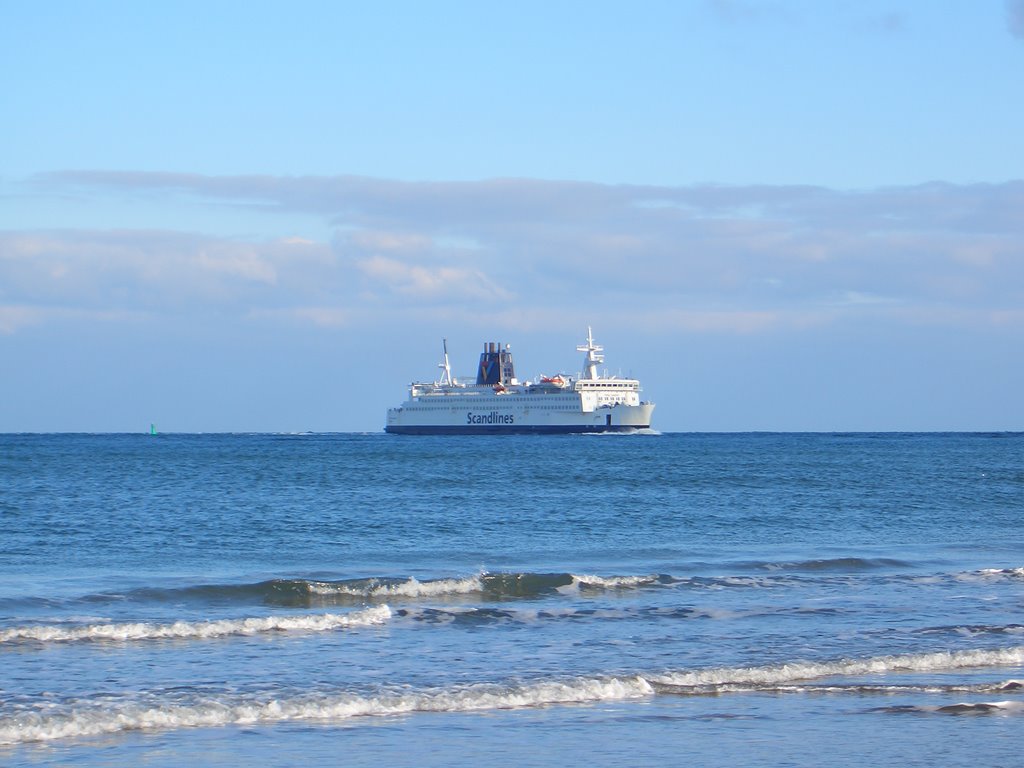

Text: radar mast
xmin=438 ymin=338 xmax=456 ymax=386
xmin=577 ymin=326 xmax=605 ymax=381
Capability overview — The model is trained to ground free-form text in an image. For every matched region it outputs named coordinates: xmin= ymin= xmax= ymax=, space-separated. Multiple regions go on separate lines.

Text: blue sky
xmin=2 ymin=0 xmax=1023 ymax=432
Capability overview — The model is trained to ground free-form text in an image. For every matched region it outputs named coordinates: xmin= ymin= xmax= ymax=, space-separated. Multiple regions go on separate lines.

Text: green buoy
xmin=150 ymin=423 xmax=157 ymax=436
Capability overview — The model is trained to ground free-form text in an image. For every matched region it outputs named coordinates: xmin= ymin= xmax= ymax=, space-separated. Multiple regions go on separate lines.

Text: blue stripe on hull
xmin=384 ymin=424 xmax=649 ymax=435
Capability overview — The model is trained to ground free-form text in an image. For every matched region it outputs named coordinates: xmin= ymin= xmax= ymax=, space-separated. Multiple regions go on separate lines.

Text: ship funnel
xmin=476 ymin=341 xmax=516 ymax=386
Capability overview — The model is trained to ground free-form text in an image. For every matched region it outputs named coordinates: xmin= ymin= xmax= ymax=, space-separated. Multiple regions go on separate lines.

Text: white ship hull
xmin=386 ymin=393 xmax=654 ymax=435
xmin=385 ymin=330 xmax=655 ymax=435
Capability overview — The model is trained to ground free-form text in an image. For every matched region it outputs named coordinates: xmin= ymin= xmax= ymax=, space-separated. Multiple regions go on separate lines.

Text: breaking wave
xmin=304 ymin=574 xmax=486 ymax=599
xmin=392 ymin=602 xmax=847 ymax=627
xmin=652 ymin=646 xmax=1024 ymax=690
xmin=560 ymin=574 xmax=661 ymax=591
xmin=8 ymin=563 xmax=1023 ymax=615
xmin=966 ymin=567 xmax=1024 ymax=581
xmin=3 ymin=647 xmax=1024 ymax=744
xmin=0 ymin=676 xmax=653 ymax=745
xmin=268 ymin=572 xmax=664 ymax=603
xmin=0 ymin=605 xmax=391 ymax=645
xmin=17 ymin=571 xmax=670 ymax=609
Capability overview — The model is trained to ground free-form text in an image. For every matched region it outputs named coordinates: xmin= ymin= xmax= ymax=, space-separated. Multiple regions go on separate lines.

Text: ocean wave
xmin=309 ymin=571 xmax=667 ymax=600
xmin=0 ymin=605 xmax=391 ymax=645
xmin=759 ymin=557 xmax=909 ymax=573
xmin=656 ymin=679 xmax=1024 ymax=697
xmin=560 ymin=574 xmax=661 ymax=592
xmin=967 ymin=567 xmax=1024 ymax=581
xmin=0 ymin=675 xmax=653 ymax=745
xmin=0 ymin=572 xmax=689 ymax=611
xmin=4 ymin=647 xmax=1024 ymax=744
xmin=917 ymin=623 xmax=1024 ymax=638
xmin=49 ymin=571 xmax=667 ymax=609
xmin=301 ymin=570 xmax=740 ymax=598
xmin=394 ymin=604 xmax=661 ymax=626
xmin=305 ymin=574 xmax=486 ymax=599
xmin=13 ymin=562 xmax=1019 ymax=615
xmin=392 ymin=603 xmax=814 ymax=627
xmin=652 ymin=646 xmax=1024 ymax=690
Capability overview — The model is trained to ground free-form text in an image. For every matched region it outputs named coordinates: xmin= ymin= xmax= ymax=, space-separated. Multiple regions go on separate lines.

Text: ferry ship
xmin=385 ymin=329 xmax=654 ymax=434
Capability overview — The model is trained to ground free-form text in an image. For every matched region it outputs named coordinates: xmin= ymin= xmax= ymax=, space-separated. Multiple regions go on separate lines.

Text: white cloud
xmin=247 ymin=306 xmax=353 ymax=328
xmin=6 ymin=173 xmax=1023 ymax=337
xmin=355 ymin=255 xmax=511 ymax=300
xmin=348 ymin=231 xmax=434 ymax=253
xmin=833 ymin=291 xmax=898 ymax=307
xmin=195 ymin=245 xmax=278 ymax=284
xmin=0 ymin=305 xmax=45 ymax=334
xmin=0 ymin=304 xmax=148 ymax=334
xmin=640 ymin=308 xmax=790 ymax=334
xmin=0 ymin=229 xmax=336 ymax=311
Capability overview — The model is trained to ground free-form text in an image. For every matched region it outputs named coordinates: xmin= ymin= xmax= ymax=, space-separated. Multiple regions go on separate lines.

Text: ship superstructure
xmin=385 ymin=329 xmax=654 ymax=434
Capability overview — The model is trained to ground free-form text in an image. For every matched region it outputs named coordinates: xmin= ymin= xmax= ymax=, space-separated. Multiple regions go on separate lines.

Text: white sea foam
xmin=949 ymin=566 xmax=1024 ymax=585
xmin=652 ymin=646 xmax=1024 ymax=688
xmin=581 ymin=428 xmax=661 ymax=437
xmin=716 ymin=576 xmax=783 ymax=588
xmin=303 ymin=581 xmax=368 ymax=596
xmin=5 ymin=646 xmax=1024 ymax=744
xmin=372 ymin=575 xmax=485 ymax=598
xmin=306 ymin=574 xmax=485 ymax=599
xmin=0 ymin=605 xmax=392 ymax=645
xmin=0 ymin=675 xmax=653 ymax=745
xmin=564 ymin=574 xmax=658 ymax=592
xmin=974 ymin=567 xmax=1024 ymax=580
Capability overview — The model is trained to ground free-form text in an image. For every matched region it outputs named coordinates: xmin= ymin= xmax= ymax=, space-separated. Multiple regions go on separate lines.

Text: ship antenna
xmin=577 ymin=326 xmax=604 ymax=381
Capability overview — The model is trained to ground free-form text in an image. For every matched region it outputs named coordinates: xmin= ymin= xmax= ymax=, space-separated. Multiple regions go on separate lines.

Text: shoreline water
xmin=2 ymin=432 xmax=1022 ymax=765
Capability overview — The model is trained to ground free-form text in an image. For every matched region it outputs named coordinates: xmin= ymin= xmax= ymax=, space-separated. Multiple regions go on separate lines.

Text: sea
xmin=1 ymin=432 xmax=1023 ymax=766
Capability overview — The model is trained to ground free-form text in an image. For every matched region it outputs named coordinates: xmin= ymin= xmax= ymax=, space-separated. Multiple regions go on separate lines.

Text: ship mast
xmin=577 ymin=326 xmax=604 ymax=381
xmin=438 ymin=338 xmax=456 ymax=386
